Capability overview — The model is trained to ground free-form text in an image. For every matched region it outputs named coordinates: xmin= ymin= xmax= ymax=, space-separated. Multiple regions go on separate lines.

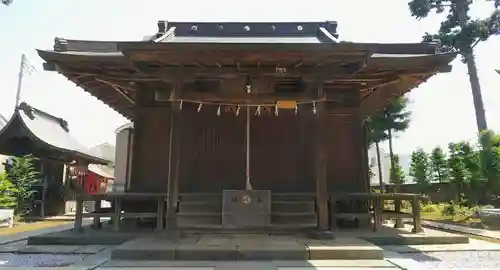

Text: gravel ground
xmin=404 ymin=251 xmax=500 ymax=269
xmin=0 ymin=253 xmax=88 ymax=267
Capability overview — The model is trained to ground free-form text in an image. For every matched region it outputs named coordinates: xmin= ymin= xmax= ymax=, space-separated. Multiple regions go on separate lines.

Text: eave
xmin=36 ymin=21 xmax=457 ymax=118
xmin=0 ymin=102 xmax=109 ymax=165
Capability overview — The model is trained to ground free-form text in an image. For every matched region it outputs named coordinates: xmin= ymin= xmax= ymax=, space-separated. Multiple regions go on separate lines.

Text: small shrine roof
xmin=0 ymin=102 xmax=109 ymax=165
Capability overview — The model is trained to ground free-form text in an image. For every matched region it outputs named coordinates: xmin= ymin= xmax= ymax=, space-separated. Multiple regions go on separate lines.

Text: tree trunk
xmin=465 ymin=50 xmax=488 ymax=132
xmin=375 ymin=141 xmax=384 ymax=193
xmin=388 ymin=129 xmax=395 ymax=188
xmin=456 ymin=0 xmax=488 ymax=132
xmin=388 ymin=128 xmax=403 ymax=228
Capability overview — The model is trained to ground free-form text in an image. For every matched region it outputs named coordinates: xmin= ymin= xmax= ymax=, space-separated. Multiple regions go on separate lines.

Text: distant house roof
xmin=0 ymin=102 xmax=108 ymax=165
xmin=89 ymin=142 xmax=115 ymax=164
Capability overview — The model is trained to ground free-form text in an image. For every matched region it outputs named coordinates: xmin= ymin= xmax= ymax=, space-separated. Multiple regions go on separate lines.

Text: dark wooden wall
xmin=129 ymin=102 xmax=367 ymax=194
xmin=130 ymin=90 xmax=172 ymax=192
xmin=178 ymin=103 xmax=246 ymax=192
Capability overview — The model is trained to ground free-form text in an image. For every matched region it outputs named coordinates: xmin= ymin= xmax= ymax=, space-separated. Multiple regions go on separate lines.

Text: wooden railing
xmin=330 ymin=192 xmax=425 ymax=233
xmin=73 ymin=193 xmax=168 ymax=232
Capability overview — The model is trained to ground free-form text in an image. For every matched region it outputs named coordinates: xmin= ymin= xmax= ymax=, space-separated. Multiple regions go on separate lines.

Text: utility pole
xmin=14 ymin=54 xmax=26 ymax=110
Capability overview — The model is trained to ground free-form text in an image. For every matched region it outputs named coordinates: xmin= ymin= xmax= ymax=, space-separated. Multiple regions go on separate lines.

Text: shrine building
xmin=37 ymin=21 xmax=455 ymax=231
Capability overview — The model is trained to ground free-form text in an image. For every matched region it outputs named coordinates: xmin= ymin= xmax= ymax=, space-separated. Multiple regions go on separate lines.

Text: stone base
xmin=111 ymin=235 xmax=383 ymax=261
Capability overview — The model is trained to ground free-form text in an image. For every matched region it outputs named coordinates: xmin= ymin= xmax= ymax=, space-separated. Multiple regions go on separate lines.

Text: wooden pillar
xmin=315 ymin=89 xmax=329 ymax=230
xmin=71 ymin=160 xmax=89 ymax=232
xmin=166 ymin=92 xmax=181 ymax=231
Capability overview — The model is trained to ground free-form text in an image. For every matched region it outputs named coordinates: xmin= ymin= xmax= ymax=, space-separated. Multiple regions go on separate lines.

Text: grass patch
xmin=0 ymin=220 xmax=70 ymax=236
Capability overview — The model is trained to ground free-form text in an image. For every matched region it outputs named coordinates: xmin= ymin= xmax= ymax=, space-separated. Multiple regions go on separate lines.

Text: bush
xmin=421 ymin=203 xmax=441 ymax=213
xmin=0 ymin=172 xmax=18 ymax=209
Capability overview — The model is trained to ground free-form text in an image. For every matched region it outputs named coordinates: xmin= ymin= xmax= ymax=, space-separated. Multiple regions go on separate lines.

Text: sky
xmin=0 ymin=0 xmax=499 ymax=155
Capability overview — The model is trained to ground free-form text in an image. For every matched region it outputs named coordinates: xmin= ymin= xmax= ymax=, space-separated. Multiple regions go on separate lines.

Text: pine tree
xmin=390 ymin=155 xmax=406 ymax=186
xmin=430 ymin=146 xmax=449 ymax=183
xmin=408 ymin=0 xmax=500 ymax=132
xmin=410 ymin=148 xmax=431 ymax=194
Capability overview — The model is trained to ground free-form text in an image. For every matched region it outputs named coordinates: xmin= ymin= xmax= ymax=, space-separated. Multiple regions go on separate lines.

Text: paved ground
xmin=1 ymin=221 xmax=500 ymax=269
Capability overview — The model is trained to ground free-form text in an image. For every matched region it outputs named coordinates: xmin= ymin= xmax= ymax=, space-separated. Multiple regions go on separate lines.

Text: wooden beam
xmin=95 ymin=78 xmax=136 ymax=105
xmin=134 ymin=61 xmax=369 ymax=81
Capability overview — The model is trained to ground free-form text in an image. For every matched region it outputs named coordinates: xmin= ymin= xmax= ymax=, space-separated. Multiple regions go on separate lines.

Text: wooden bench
xmin=74 ymin=192 xmax=168 ymax=232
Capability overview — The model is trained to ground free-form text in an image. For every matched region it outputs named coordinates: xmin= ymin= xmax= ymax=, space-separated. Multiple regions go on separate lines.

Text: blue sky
xmin=0 ymin=0 xmax=499 ymax=155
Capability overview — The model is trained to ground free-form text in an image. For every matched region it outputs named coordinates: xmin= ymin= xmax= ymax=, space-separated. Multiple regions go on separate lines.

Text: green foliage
xmin=447 ymin=142 xmax=469 ymax=196
xmin=479 ymin=130 xmax=500 ymax=193
xmin=7 ymin=155 xmax=40 ymax=216
xmin=365 ymin=97 xmax=411 ymax=146
xmin=430 ymin=146 xmax=450 ymax=183
xmin=457 ymin=141 xmax=485 ymax=192
xmin=0 ymin=172 xmax=17 ymax=209
xmin=421 ymin=202 xmax=442 ymax=213
xmin=410 ymin=148 xmax=431 ymax=193
xmin=408 ymin=0 xmax=500 ymax=56
xmin=390 ymin=154 xmax=406 ymax=185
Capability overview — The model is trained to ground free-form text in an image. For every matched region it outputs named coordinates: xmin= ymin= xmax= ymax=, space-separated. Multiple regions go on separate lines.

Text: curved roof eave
xmin=0 ymin=105 xmax=109 ymax=165
xmin=17 ymin=109 xmax=109 ymax=165
xmin=37 ymin=49 xmax=126 ymax=64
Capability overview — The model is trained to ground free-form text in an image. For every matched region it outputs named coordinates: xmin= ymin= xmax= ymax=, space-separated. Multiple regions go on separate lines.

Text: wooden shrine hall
xmin=37 ymin=21 xmax=456 ymax=231
xmin=0 ymin=102 xmax=108 ymax=216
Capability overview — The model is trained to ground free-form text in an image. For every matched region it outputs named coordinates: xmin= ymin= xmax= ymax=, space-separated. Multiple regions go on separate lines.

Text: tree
xmin=447 ymin=142 xmax=469 ymax=200
xmin=390 ymin=154 xmax=406 ymax=186
xmin=0 ymin=172 xmax=17 ymax=209
xmin=410 ymin=148 xmax=431 ymax=194
xmin=384 ymin=97 xmax=411 ymax=186
xmin=1 ymin=0 xmax=13 ymax=6
xmin=430 ymin=146 xmax=450 ymax=183
xmin=408 ymin=0 xmax=500 ymax=133
xmin=457 ymin=141 xmax=484 ymax=205
xmin=365 ymin=96 xmax=411 ymax=194
xmin=365 ymin=115 xmax=389 ymax=192
xmin=7 ymin=155 xmax=40 ymax=216
xmin=479 ymin=130 xmax=500 ymax=196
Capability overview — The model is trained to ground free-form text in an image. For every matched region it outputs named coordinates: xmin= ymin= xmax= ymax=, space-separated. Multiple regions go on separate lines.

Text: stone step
xmin=272 ymin=212 xmax=318 ymax=225
xmin=272 ymin=201 xmax=315 ymax=213
xmin=111 ymin=237 xmax=384 ymax=261
xmin=179 ymin=202 xmax=222 ymax=213
xmin=179 ymin=193 xmax=222 ymax=203
xmin=177 ymin=212 xmax=222 ymax=227
xmin=272 ymin=193 xmax=316 ymax=202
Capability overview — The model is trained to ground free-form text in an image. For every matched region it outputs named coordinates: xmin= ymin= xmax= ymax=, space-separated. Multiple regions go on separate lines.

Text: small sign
xmin=276 ymin=101 xmax=297 ymax=109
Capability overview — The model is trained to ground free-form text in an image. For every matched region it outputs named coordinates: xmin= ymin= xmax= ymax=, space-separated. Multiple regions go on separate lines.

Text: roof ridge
xmin=17 ymin=102 xmax=69 ymax=132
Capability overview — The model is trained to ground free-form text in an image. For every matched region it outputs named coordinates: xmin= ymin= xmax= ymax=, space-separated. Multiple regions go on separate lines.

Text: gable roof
xmin=0 ymin=102 xmax=109 ymax=164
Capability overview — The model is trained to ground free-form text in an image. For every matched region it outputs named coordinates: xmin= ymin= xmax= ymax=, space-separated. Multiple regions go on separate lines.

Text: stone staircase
xmin=177 ymin=192 xmax=317 ymax=230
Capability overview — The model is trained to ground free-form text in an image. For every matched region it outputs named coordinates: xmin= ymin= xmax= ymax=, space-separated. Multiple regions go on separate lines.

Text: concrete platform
xmin=27 ymin=223 xmax=469 ymax=247
xmin=352 ymin=224 xmax=469 ymax=246
xmin=101 ymin=259 xmax=397 ymax=269
xmin=111 ymin=234 xmax=384 ymax=261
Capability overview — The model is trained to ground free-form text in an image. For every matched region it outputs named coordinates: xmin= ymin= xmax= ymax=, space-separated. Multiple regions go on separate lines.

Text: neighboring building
xmin=37 ymin=21 xmax=456 ymax=230
xmin=113 ymin=123 xmax=133 ymax=192
xmin=0 ymin=102 xmax=108 ymax=217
